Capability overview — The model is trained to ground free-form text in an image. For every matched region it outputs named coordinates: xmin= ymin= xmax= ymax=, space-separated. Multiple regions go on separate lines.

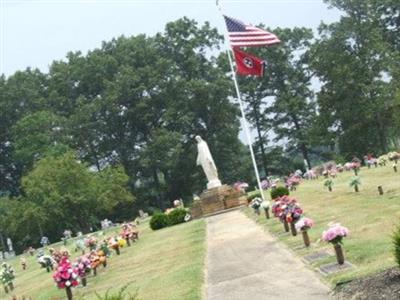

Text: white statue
xmin=6 ymin=238 xmax=13 ymax=252
xmin=195 ymin=136 xmax=222 ymax=189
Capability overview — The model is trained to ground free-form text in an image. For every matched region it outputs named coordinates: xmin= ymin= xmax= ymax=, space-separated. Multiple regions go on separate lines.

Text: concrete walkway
xmin=206 ymin=210 xmax=332 ymax=300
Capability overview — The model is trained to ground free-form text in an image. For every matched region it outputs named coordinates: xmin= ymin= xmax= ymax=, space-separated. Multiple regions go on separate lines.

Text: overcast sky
xmin=1 ymin=0 xmax=342 ymax=77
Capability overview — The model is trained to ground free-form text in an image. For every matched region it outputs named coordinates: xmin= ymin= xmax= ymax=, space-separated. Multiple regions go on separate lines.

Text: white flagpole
xmin=216 ymin=1 xmax=266 ymax=201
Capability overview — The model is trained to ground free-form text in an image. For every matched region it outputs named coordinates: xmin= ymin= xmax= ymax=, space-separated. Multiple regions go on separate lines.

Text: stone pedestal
xmin=207 ymin=179 xmax=222 ymax=189
xmin=191 ymin=185 xmax=247 ymax=219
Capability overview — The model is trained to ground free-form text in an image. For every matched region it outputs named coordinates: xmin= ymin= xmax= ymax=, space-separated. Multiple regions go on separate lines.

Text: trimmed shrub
xmin=168 ymin=208 xmax=187 ymax=226
xmin=270 ymin=186 xmax=289 ymax=200
xmin=247 ymin=190 xmax=261 ymax=203
xmin=393 ymin=225 xmax=400 ymax=268
xmin=149 ymin=213 xmax=169 ymax=230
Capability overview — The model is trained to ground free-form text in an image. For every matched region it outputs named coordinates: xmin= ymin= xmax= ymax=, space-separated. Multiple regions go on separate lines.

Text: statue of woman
xmin=195 ymin=136 xmax=222 ymax=189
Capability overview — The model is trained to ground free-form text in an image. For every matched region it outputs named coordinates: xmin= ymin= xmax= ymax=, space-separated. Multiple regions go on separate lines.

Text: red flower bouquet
xmin=53 ymin=256 xmax=79 ymax=296
xmin=272 ymin=195 xmax=303 ymax=236
xmin=271 ymin=195 xmax=303 ymax=223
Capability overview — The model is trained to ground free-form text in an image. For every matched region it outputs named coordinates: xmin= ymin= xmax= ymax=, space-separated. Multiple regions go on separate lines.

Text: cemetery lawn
xmin=246 ymin=164 xmax=400 ymax=286
xmin=0 ymin=218 xmax=206 ymax=300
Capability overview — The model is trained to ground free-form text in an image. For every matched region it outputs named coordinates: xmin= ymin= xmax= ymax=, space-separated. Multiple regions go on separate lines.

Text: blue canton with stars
xmin=224 ymin=16 xmax=247 ymax=32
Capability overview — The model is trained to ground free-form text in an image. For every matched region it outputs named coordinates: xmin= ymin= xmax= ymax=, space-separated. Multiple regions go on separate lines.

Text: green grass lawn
xmin=0 ymin=218 xmax=206 ymax=300
xmin=246 ymin=164 xmax=400 ymax=286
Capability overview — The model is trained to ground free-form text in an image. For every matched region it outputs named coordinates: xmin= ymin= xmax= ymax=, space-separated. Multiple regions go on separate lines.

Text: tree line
xmin=0 ymin=0 xmax=399 ymax=252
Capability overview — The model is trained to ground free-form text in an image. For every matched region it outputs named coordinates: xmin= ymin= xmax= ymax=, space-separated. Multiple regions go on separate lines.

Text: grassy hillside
xmin=0 ymin=218 xmax=206 ymax=300
xmin=246 ymin=164 xmax=400 ymax=285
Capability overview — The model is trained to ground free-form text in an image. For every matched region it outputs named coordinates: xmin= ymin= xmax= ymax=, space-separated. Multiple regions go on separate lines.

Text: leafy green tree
xmin=0 ymin=153 xmax=134 ymax=253
xmin=0 ymin=69 xmax=48 ymax=195
xmin=11 ymin=111 xmax=69 ymax=172
xmin=95 ymin=165 xmax=135 ymax=221
xmin=0 ymin=197 xmax=46 ymax=253
xmin=22 ymin=152 xmax=99 ymax=235
xmin=325 ymin=0 xmax=400 ymax=50
xmin=311 ymin=0 xmax=400 ymax=157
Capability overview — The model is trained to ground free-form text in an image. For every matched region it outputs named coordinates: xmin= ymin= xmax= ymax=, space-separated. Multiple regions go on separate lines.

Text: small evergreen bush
xmin=168 ymin=208 xmax=187 ymax=226
xmin=349 ymin=176 xmax=361 ymax=186
xmin=270 ymin=186 xmax=289 ymax=200
xmin=324 ymin=178 xmax=334 ymax=191
xmin=149 ymin=213 xmax=169 ymax=230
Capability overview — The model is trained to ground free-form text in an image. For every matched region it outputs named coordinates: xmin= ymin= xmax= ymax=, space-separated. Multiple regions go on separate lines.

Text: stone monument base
xmin=191 ymin=185 xmax=248 ymax=219
xmin=207 ymin=179 xmax=222 ymax=189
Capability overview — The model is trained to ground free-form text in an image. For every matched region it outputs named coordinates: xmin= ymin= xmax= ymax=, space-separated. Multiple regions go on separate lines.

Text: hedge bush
xmin=394 ymin=225 xmax=400 ymax=268
xmin=168 ymin=208 xmax=187 ymax=226
xmin=247 ymin=190 xmax=261 ymax=202
xmin=270 ymin=186 xmax=289 ymax=200
xmin=149 ymin=213 xmax=169 ymax=230
xmin=149 ymin=209 xmax=189 ymax=230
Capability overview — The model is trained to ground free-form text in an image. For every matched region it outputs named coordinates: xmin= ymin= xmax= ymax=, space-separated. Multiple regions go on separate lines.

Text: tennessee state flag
xmin=233 ymin=48 xmax=265 ymax=77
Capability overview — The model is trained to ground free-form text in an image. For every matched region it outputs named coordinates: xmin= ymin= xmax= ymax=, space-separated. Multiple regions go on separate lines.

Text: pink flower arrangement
xmin=84 ymin=236 xmax=97 ymax=250
xmin=344 ymin=162 xmax=360 ymax=171
xmin=53 ymin=256 xmax=79 ymax=289
xmin=233 ymin=181 xmax=249 ymax=191
xmin=287 ymin=176 xmax=301 ymax=187
xmin=120 ymin=225 xmax=133 ymax=240
xmin=75 ymin=256 xmax=91 ymax=277
xmin=304 ymin=170 xmax=317 ymax=179
xmin=295 ymin=217 xmax=314 ymax=232
xmin=271 ymin=197 xmax=285 ymax=218
xmin=322 ymin=224 xmax=349 ymax=244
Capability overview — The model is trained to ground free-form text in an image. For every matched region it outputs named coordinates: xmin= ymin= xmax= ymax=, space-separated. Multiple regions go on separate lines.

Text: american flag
xmin=224 ymin=15 xmax=280 ymax=47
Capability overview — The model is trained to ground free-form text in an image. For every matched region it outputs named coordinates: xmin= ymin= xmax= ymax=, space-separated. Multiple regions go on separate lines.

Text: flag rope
xmin=216 ymin=0 xmax=266 ymax=201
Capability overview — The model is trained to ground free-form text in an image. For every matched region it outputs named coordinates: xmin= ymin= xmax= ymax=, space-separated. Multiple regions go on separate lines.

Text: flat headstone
xmin=319 ymin=261 xmax=353 ymax=276
xmin=303 ymin=250 xmax=331 ymax=263
xmin=276 ymin=231 xmax=290 ymax=237
xmin=293 ymin=244 xmax=308 ymax=251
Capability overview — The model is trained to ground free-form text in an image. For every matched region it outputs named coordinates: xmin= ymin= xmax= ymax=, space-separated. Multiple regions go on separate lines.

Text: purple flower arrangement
xmin=75 ymin=256 xmax=91 ymax=278
xmin=261 ymin=179 xmax=271 ymax=190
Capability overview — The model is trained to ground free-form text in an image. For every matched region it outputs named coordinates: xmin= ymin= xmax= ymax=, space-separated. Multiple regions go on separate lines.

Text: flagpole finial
xmin=216 ymin=0 xmax=222 ymax=12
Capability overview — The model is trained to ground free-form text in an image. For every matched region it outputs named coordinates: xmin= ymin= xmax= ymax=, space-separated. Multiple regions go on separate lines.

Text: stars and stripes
xmin=224 ymin=15 xmax=280 ymax=47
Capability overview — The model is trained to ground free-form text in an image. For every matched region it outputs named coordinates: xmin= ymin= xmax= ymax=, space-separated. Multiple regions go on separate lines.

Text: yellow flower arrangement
xmin=118 ymin=238 xmax=127 ymax=248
